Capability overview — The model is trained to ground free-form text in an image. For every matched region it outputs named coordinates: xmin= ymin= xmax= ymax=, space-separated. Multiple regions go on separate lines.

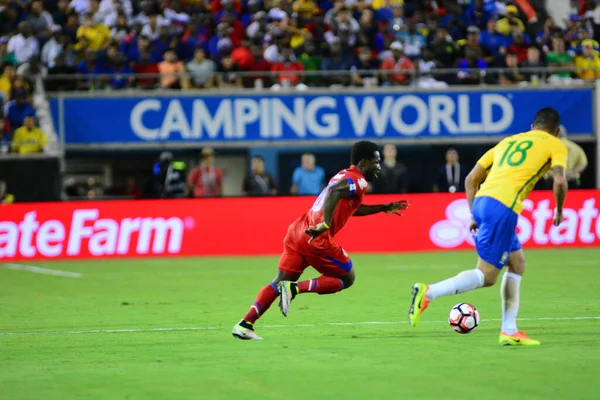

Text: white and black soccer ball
xmin=448 ymin=303 xmax=480 ymax=334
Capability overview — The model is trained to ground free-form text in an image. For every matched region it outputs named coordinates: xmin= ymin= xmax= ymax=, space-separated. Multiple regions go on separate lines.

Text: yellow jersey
xmin=475 ymin=130 xmax=568 ymax=214
xmin=11 ymin=126 xmax=48 ymax=154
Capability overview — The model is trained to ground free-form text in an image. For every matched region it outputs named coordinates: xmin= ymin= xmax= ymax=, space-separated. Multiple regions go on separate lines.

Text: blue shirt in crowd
xmin=292 ymin=166 xmax=325 ymax=195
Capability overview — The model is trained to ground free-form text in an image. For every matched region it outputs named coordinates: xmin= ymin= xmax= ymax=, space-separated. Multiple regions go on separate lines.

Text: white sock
xmin=426 ymin=269 xmax=485 ymax=301
xmin=501 ymin=272 xmax=522 ymax=335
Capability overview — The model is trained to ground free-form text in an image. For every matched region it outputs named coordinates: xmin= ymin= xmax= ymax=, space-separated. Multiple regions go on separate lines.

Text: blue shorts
xmin=472 ymin=196 xmax=522 ymax=269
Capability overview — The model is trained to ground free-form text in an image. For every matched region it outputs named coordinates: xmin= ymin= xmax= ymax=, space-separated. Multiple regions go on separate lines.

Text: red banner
xmin=1 ymin=190 xmax=599 ymax=260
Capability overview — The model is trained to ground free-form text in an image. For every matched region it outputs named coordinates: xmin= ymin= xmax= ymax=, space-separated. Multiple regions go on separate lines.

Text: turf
xmin=1 ymin=248 xmax=599 ymax=400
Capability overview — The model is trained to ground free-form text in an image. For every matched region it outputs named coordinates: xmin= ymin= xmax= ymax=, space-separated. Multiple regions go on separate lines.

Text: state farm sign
xmin=430 ymin=197 xmax=600 ymax=249
xmin=1 ymin=191 xmax=598 ymax=261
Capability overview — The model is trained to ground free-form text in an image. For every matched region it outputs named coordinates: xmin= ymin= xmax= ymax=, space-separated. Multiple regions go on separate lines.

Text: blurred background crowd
xmin=0 ymin=0 xmax=599 ymax=97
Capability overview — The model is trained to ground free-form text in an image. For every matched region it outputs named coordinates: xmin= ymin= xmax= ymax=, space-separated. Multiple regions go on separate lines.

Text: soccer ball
xmin=448 ymin=303 xmax=480 ymax=334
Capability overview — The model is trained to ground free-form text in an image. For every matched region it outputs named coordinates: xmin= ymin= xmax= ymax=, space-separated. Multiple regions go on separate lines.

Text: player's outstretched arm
xmin=305 ymin=179 xmax=351 ymax=242
xmin=552 ymin=165 xmax=568 ymax=226
xmin=354 ymin=201 xmax=409 ymax=217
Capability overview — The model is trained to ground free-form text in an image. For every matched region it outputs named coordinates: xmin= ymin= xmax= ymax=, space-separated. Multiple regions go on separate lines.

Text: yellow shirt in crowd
xmin=575 ymin=54 xmax=600 ymax=81
xmin=476 ymin=130 xmax=568 ymax=214
xmin=11 ymin=126 xmax=48 ymax=154
xmin=496 ymin=17 xmax=525 ymax=36
xmin=0 ymin=73 xmax=11 ymax=101
xmin=371 ymin=0 xmax=403 ymax=10
xmin=76 ymin=24 xmax=110 ymax=51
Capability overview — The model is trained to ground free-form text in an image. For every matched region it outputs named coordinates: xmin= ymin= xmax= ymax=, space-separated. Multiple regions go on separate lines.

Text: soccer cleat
xmin=408 ymin=283 xmax=430 ymax=327
xmin=499 ymin=331 xmax=540 ymax=346
xmin=277 ymin=281 xmax=296 ymax=317
xmin=232 ymin=321 xmax=263 ymax=340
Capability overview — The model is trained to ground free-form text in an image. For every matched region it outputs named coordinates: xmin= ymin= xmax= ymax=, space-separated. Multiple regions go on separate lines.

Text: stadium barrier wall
xmin=1 ymin=190 xmax=599 ymax=261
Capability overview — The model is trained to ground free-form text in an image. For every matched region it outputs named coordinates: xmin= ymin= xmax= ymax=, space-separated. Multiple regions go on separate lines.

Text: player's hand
xmin=469 ymin=218 xmax=478 ymax=233
xmin=383 ymin=200 xmax=410 ymax=216
xmin=305 ymin=223 xmax=330 ymax=243
xmin=553 ymin=209 xmax=564 ymax=226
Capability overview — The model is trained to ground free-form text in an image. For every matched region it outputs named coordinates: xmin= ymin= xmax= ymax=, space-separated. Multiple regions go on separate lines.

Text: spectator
xmin=463 ymin=0 xmax=494 ymax=29
xmin=53 ymin=0 xmax=71 ymax=27
xmin=133 ymin=51 xmax=159 ymax=89
xmin=247 ymin=44 xmax=272 ymax=87
xmin=140 ymin=12 xmax=165 ymax=40
xmin=0 ymin=4 xmax=20 ymax=36
xmin=152 ymin=26 xmax=175 ymax=61
xmin=77 ymin=50 xmax=104 ymax=90
xmin=536 ymin=17 xmax=557 ymax=49
xmin=106 ymin=54 xmax=132 ymax=89
xmin=27 ymin=0 xmax=54 ymax=39
xmin=291 ymin=153 xmax=325 ymax=195
xmin=77 ymin=12 xmax=110 ymax=51
xmin=215 ymin=53 xmax=242 ymax=88
xmin=499 ymin=52 xmax=525 ymax=85
xmin=521 ymin=47 xmax=543 ymax=83
xmin=231 ymin=36 xmax=254 ymax=71
xmin=428 ymin=25 xmax=459 ymax=69
xmin=186 ymin=48 xmax=216 ymax=88
xmin=496 ymin=4 xmax=525 ymax=36
xmin=153 ymin=151 xmax=187 ymax=198
xmin=209 ymin=22 xmax=234 ymax=59
xmin=11 ymin=114 xmax=48 ymax=154
xmin=0 ymin=36 xmax=17 ymax=68
xmin=4 ymin=90 xmax=36 ymax=131
xmin=396 ymin=22 xmax=427 ymax=60
xmin=575 ymin=39 xmax=600 ymax=82
xmin=41 ymin=28 xmax=65 ymax=68
xmin=158 ymin=49 xmax=186 ymax=89
xmin=457 ymin=47 xmax=487 ymax=85
xmin=381 ymin=41 xmax=415 ymax=85
xmin=507 ymin=31 xmax=531 ymax=64
xmin=322 ymin=40 xmax=353 ymax=85
xmin=0 ymin=118 xmax=10 ymax=154
xmin=247 ymin=11 xmax=268 ymax=41
xmin=17 ymin=55 xmax=48 ymax=78
xmin=374 ymin=143 xmax=409 ymax=194
xmin=326 ymin=6 xmax=360 ymax=47
xmin=458 ymin=26 xmax=495 ymax=66
xmin=120 ymin=176 xmax=143 ymax=199
xmin=63 ymin=14 xmax=81 ymax=42
xmin=8 ymin=23 xmax=40 ymax=65
xmin=298 ymin=40 xmax=323 ymax=87
xmin=47 ymin=53 xmax=77 ymax=91
xmin=558 ymin=125 xmax=588 ymax=188
xmin=434 ymin=148 xmax=465 ymax=193
xmin=187 ymin=148 xmax=223 ymax=198
xmin=351 ymin=46 xmax=380 ymax=86
xmin=0 ymin=181 xmax=14 ymax=204
xmin=270 ymin=47 xmax=305 ymax=90
xmin=480 ymin=19 xmax=507 ymax=57
xmin=293 ymin=0 xmax=318 ymax=19
xmin=243 ymin=155 xmax=277 ymax=196
xmin=413 ymin=47 xmax=448 ymax=88
xmin=547 ymin=35 xmax=575 ymax=83
xmin=110 ymin=13 xmax=130 ymax=42
xmin=0 ymin=64 xmax=16 ymax=102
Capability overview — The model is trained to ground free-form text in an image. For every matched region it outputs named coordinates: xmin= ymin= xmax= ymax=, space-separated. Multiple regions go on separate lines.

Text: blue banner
xmin=51 ymin=89 xmax=594 ymax=144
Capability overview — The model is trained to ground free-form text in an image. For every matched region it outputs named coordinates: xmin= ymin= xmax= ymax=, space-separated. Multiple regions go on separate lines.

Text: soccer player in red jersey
xmin=232 ymin=141 xmax=409 ymax=340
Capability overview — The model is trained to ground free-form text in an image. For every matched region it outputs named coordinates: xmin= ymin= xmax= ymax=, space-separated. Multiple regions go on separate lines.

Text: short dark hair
xmin=533 ymin=107 xmax=560 ymax=133
xmin=351 ymin=140 xmax=379 ymax=165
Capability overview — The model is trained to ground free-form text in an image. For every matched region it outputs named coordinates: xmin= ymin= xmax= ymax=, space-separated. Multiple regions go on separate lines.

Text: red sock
xmin=297 ymin=276 xmax=344 ymax=295
xmin=243 ymin=282 xmax=279 ymax=324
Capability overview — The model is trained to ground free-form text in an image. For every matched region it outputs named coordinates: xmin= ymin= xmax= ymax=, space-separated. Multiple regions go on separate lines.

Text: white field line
xmin=1 ymin=316 xmax=598 ymax=336
xmin=1 ymin=264 xmax=82 ymax=278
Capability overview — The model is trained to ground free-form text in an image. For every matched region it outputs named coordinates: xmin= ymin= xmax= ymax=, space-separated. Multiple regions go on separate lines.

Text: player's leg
xmin=409 ymin=196 xmax=513 ymax=328
xmin=499 ymin=245 xmax=540 ymax=346
xmin=232 ymin=246 xmax=306 ymax=340
xmin=278 ymin=247 xmax=353 ymax=317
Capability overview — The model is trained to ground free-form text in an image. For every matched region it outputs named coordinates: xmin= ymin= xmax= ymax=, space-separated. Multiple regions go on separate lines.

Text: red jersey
xmin=284 ymin=166 xmax=368 ymax=251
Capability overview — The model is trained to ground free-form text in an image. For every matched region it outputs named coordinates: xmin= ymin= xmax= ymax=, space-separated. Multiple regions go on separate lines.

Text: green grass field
xmin=1 ymin=248 xmax=599 ymax=400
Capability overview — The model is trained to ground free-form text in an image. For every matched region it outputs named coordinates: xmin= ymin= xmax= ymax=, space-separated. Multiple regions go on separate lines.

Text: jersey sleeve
xmin=550 ymin=140 xmax=569 ymax=168
xmin=476 ymin=147 xmax=495 ymax=170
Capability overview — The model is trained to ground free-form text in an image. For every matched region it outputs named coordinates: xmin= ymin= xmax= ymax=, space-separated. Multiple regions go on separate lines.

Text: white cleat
xmin=232 ymin=323 xmax=263 ymax=340
xmin=277 ymin=281 xmax=294 ymax=317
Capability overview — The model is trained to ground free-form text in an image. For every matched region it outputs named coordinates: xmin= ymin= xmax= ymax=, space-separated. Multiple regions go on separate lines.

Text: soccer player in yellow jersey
xmin=409 ymin=107 xmax=569 ymax=346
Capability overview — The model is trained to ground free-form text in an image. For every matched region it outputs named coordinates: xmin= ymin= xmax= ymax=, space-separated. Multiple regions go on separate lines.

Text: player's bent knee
xmin=507 ymin=252 xmax=526 ymax=276
xmin=341 ymin=269 xmax=355 ymax=289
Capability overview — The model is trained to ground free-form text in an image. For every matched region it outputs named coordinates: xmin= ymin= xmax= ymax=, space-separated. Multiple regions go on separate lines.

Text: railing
xmin=40 ymin=66 xmax=594 ymax=91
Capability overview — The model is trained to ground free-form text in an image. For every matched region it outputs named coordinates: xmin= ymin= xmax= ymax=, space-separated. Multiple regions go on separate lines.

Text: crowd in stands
xmin=0 ymin=0 xmax=598 ymax=96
